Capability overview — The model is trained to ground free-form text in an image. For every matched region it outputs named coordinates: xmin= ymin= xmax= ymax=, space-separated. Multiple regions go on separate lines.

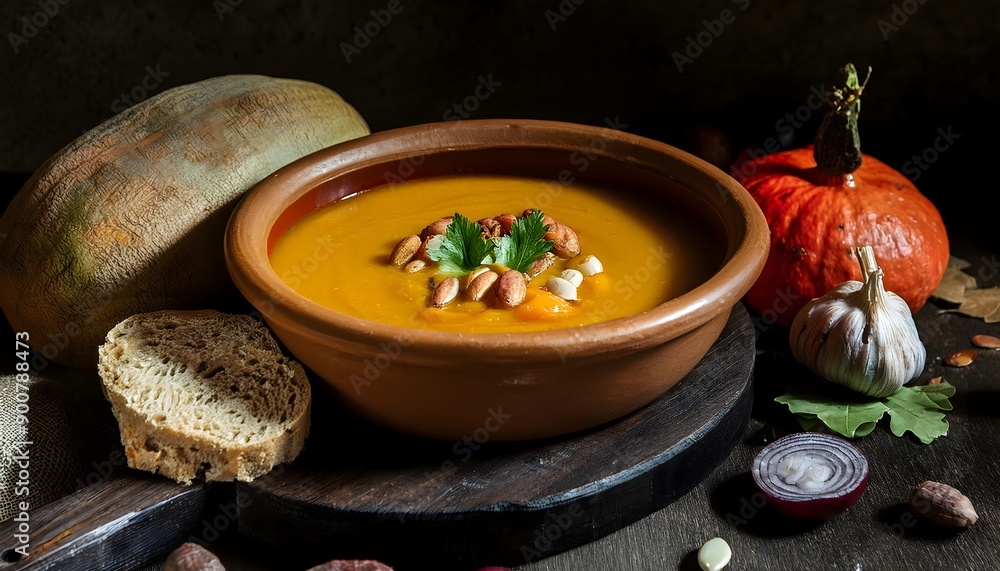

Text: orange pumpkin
xmin=734 ymin=65 xmax=949 ymax=329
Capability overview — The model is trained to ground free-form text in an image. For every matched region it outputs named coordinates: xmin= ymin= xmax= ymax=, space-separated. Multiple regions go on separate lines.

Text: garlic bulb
xmin=789 ymin=246 xmax=926 ymax=398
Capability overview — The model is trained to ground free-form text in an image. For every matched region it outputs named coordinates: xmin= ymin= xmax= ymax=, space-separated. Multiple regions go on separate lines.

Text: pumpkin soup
xmin=269 ymin=174 xmax=721 ymax=332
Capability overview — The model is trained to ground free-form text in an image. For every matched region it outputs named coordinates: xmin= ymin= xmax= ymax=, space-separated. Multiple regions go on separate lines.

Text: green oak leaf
xmin=791 ymin=414 xmax=824 ymax=432
xmin=884 ymin=386 xmax=952 ymax=444
xmin=775 ymin=391 xmax=889 ymax=439
xmin=774 ymin=381 xmax=956 ymax=444
xmin=907 ymin=382 xmax=956 ymax=411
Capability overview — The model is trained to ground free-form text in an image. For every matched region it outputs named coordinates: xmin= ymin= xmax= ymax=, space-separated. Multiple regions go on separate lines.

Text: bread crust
xmin=98 ymin=309 xmax=311 ymax=484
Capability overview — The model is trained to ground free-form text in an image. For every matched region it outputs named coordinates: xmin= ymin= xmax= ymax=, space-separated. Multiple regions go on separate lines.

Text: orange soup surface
xmin=269 ymin=174 xmax=722 ymax=332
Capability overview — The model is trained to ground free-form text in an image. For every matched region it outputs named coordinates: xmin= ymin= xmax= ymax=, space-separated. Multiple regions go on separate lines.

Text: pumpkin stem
xmin=813 ymin=64 xmax=872 ymax=176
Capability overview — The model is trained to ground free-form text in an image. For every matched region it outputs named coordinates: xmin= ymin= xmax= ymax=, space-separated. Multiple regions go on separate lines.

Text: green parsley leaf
xmin=426 ymin=213 xmax=493 ymax=276
xmin=774 ymin=381 xmax=955 ymax=444
xmin=491 ymin=210 xmax=554 ymax=273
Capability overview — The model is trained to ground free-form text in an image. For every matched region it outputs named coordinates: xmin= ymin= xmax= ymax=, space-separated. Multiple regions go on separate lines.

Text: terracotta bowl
xmin=224 ymin=119 xmax=768 ymax=441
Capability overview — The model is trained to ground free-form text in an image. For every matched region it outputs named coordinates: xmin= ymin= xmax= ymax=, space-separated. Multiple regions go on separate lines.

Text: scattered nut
xmin=479 ymin=217 xmax=503 ymax=240
xmin=165 ymin=542 xmax=226 ymax=571
xmin=465 ymin=266 xmax=491 ymax=288
xmin=467 ymin=270 xmax=499 ymax=301
xmin=388 ymin=235 xmax=421 ymax=267
xmin=944 ymin=348 xmax=977 ymax=367
xmin=525 ymin=252 xmax=556 ymax=280
xmin=909 ymin=480 xmax=978 ymax=529
xmin=972 ymin=334 xmax=1000 ymax=349
xmin=548 ymin=222 xmax=581 ymax=258
xmin=546 ymin=277 xmax=578 ymax=301
xmin=928 ymin=376 xmax=942 ymax=385
xmin=431 ymin=277 xmax=460 ymax=308
xmin=415 ymin=235 xmax=440 ymax=262
xmin=495 ymin=270 xmax=527 ymax=308
xmin=522 ymin=209 xmax=556 ymax=229
xmin=306 ymin=561 xmax=394 ymax=571
xmin=560 ymin=268 xmax=584 ymax=288
xmin=494 ymin=213 xmax=517 ymax=234
xmin=576 ymin=254 xmax=604 ymax=276
xmin=420 ymin=216 xmax=453 ymax=239
xmin=697 ymin=537 xmax=732 ymax=571
xmin=404 ymin=260 xmax=427 ymax=273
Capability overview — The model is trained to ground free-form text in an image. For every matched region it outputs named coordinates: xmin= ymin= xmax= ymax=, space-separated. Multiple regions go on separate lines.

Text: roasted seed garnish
xmin=944 ymin=348 xmax=977 ymax=367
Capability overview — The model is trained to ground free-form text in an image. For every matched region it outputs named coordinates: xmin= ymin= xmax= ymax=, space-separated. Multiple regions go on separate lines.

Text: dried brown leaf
xmin=932 ymin=256 xmax=977 ymax=304
xmin=931 ymin=256 xmax=1000 ymax=322
xmin=940 ymin=287 xmax=1000 ymax=321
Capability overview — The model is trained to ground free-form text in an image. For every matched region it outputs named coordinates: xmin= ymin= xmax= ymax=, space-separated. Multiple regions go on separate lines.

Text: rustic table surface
xmin=2 ymin=172 xmax=997 ymax=571
xmin=154 ymin=302 xmax=1000 ymax=571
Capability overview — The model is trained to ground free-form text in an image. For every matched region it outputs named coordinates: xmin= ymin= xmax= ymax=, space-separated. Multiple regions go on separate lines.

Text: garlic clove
xmin=545 ymin=277 xmax=578 ymax=301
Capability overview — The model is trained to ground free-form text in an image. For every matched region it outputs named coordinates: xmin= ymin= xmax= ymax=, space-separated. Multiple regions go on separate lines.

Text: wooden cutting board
xmin=0 ymin=304 xmax=754 ymax=571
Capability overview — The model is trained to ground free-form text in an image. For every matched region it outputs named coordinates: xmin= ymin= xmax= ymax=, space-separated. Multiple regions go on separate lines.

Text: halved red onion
xmin=752 ymin=431 xmax=869 ymax=520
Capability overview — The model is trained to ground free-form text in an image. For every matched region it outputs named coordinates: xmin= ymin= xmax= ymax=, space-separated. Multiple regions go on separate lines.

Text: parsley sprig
xmin=425 ymin=210 xmax=554 ymax=276
xmin=427 ymin=213 xmax=494 ymax=276
xmin=491 ymin=210 xmax=554 ymax=273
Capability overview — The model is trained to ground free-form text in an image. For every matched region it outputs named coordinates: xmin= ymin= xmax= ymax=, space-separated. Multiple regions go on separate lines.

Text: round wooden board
xmin=236 ymin=304 xmax=755 ymax=571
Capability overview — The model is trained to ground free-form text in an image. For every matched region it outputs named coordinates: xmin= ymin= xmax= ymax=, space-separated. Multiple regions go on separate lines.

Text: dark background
xmin=1 ymin=0 xmax=998 ymax=258
xmin=1 ymin=3 xmax=998 ymax=569
xmin=2 ymin=0 xmax=997 ymax=378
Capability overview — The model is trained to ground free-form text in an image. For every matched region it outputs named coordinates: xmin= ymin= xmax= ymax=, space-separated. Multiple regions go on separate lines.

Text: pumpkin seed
xmin=972 ymin=334 xmax=1000 ymax=349
xmin=944 ymin=348 xmax=977 ymax=367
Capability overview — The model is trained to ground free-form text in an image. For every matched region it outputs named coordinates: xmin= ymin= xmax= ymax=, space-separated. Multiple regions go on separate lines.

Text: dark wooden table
xmin=2 ymin=172 xmax=998 ymax=570
xmin=142 ymin=301 xmax=1000 ymax=571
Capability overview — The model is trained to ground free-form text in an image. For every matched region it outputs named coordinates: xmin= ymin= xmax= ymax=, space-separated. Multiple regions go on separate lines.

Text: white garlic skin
xmin=789 ymin=247 xmax=926 ymax=399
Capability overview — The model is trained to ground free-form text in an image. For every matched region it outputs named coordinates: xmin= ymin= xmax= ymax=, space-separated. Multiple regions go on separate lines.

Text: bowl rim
xmin=224 ymin=118 xmax=769 ymax=362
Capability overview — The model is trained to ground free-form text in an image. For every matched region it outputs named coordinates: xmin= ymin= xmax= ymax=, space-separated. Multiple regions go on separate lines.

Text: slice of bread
xmin=97 ymin=309 xmax=311 ymax=485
